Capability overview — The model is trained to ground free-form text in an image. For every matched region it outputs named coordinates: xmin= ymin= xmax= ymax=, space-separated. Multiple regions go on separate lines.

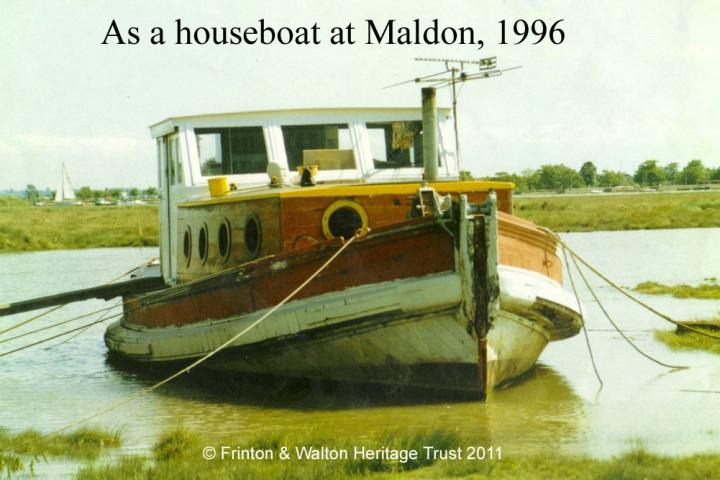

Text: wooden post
xmin=473 ymin=190 xmax=500 ymax=398
xmin=421 ymin=87 xmax=438 ymax=181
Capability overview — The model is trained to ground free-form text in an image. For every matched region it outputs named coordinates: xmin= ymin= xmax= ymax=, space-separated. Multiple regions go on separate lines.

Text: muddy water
xmin=0 ymin=229 xmax=719 ymax=473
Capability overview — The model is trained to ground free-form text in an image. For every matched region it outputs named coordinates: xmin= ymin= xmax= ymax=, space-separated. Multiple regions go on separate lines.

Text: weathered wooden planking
xmin=176 ymin=197 xmax=281 ymax=281
xmin=127 ymin=220 xmax=455 ymax=328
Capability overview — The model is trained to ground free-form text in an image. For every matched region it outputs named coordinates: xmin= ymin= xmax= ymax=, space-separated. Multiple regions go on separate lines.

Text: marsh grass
xmin=0 ymin=202 xmax=158 ymax=252
xmin=73 ymin=428 xmax=720 ymax=480
xmin=655 ymin=324 xmax=720 ymax=355
xmin=515 ymin=191 xmax=720 ymax=232
xmin=0 ymin=426 xmax=121 ymax=460
xmin=1 ymin=191 xmax=718 ymax=252
xmin=634 ymin=280 xmax=720 ymax=300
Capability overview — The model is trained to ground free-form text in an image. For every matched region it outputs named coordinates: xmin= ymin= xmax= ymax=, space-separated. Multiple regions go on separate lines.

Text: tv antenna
xmin=385 ymin=57 xmax=521 ymax=173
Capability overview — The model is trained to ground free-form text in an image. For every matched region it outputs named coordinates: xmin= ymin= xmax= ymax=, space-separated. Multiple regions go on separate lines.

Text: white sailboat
xmin=54 ymin=163 xmax=80 ymax=205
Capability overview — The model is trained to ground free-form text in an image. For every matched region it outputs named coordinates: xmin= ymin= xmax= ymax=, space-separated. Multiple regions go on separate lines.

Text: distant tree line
xmin=479 ymin=159 xmax=720 ymax=192
xmin=25 ymin=185 xmax=159 ymax=202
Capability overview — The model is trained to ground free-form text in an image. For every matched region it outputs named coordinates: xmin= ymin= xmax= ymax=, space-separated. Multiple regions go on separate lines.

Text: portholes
xmin=198 ymin=223 xmax=209 ymax=264
xmin=244 ymin=213 xmax=261 ymax=259
xmin=321 ymin=200 xmax=368 ymax=240
xmin=182 ymin=226 xmax=192 ymax=266
xmin=218 ymin=219 xmax=231 ymax=262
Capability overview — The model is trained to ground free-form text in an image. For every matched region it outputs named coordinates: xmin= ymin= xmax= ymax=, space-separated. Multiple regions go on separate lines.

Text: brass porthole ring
xmin=321 ymin=200 xmax=369 ymax=240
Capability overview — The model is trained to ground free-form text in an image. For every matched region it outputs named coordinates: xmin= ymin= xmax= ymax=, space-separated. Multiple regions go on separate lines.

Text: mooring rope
xmin=561 ymin=247 xmax=603 ymax=388
xmin=543 ymin=228 xmax=720 ymax=342
xmin=567 ymin=252 xmax=686 ymax=370
xmin=1 ymin=234 xmax=358 ymax=455
xmin=0 ymin=258 xmax=157 ymax=338
xmin=43 ymin=300 xmax=122 ymax=351
xmin=0 ymin=304 xmax=122 ymax=346
xmin=0 ymin=313 xmax=123 ymax=358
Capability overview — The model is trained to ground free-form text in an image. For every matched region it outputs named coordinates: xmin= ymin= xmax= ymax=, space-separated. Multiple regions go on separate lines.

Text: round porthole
xmin=182 ymin=226 xmax=192 ymax=266
xmin=198 ymin=223 xmax=209 ymax=264
xmin=321 ymin=200 xmax=369 ymax=240
xmin=244 ymin=213 xmax=261 ymax=259
xmin=218 ymin=219 xmax=231 ymax=262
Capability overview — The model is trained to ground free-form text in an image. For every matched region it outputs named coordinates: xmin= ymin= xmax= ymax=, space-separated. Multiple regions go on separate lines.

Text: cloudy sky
xmin=1 ymin=0 xmax=718 ymax=190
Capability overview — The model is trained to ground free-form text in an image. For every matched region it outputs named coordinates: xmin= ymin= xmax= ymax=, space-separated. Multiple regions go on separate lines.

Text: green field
xmin=0 ymin=198 xmax=158 ymax=252
xmin=1 ymin=191 xmax=719 ymax=252
xmin=515 ymin=191 xmax=720 ymax=232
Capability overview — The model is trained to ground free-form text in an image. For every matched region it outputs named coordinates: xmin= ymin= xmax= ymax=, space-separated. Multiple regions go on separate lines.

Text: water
xmin=1 ymin=230 xmax=719 ymax=475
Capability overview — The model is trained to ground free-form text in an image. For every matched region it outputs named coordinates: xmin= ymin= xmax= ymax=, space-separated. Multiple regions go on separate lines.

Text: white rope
xmin=1 ymin=235 xmax=358 ymax=454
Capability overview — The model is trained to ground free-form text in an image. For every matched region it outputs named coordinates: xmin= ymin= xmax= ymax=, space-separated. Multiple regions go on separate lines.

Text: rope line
xmin=44 ymin=299 xmax=122 ymax=351
xmin=545 ymin=229 xmax=720 ymax=341
xmin=0 ymin=258 xmax=157 ymax=339
xmin=1 ymin=234 xmax=358 ymax=455
xmin=0 ymin=304 xmax=66 ymax=337
xmin=561 ymin=247 xmax=603 ymax=389
xmin=0 ymin=313 xmax=122 ymax=358
xmin=568 ymin=252 xmax=686 ymax=370
xmin=0 ymin=304 xmax=122 ymax=346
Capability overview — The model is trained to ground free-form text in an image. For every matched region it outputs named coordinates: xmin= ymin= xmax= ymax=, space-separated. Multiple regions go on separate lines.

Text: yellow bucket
xmin=208 ymin=176 xmax=229 ymax=197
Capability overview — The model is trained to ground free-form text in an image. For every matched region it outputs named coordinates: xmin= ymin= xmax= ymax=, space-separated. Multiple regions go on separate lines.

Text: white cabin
xmin=149 ymin=107 xmax=459 ymax=284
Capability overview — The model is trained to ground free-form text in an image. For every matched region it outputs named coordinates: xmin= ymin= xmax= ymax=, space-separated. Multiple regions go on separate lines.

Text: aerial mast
xmin=386 ymin=57 xmax=520 ymax=176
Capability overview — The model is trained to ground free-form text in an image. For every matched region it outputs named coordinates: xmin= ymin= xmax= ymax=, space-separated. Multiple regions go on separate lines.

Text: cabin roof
xmin=149 ymin=107 xmax=452 ymax=138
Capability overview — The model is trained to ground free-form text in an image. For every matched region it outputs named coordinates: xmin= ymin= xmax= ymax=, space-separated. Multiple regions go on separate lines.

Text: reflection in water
xmin=0 ymin=228 xmax=719 ymax=465
xmin=109 ymin=358 xmax=584 ymax=454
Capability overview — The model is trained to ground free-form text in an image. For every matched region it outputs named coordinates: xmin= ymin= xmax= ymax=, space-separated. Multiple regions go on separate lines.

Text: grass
xmin=0 ymin=425 xmax=121 ymax=478
xmin=655 ymin=316 xmax=720 ymax=355
xmin=1 ymin=190 xmax=718 ymax=252
xmin=0 ymin=199 xmax=158 ymax=252
xmin=0 ymin=425 xmax=121 ymax=460
xmin=73 ymin=429 xmax=720 ymax=480
xmin=633 ymin=280 xmax=720 ymax=300
xmin=515 ymin=191 xmax=720 ymax=232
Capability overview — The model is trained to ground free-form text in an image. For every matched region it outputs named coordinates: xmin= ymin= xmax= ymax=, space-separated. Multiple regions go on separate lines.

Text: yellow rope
xmin=1 ymin=234 xmax=358 ymax=455
xmin=543 ymin=228 xmax=720 ymax=341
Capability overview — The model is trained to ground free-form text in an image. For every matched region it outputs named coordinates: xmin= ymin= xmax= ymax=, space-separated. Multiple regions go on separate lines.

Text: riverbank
xmin=0 ymin=198 xmax=157 ymax=252
xmin=515 ymin=191 xmax=720 ymax=232
xmin=4 ymin=427 xmax=720 ymax=479
xmin=1 ymin=191 xmax=719 ymax=252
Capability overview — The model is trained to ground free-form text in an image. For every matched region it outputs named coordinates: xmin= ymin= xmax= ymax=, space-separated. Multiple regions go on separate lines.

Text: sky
xmin=1 ymin=0 xmax=719 ymax=190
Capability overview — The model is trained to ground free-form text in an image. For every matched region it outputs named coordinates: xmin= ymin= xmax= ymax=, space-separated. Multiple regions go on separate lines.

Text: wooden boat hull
xmin=105 ymin=201 xmax=582 ymax=394
xmin=105 ymin=267 xmax=576 ymax=391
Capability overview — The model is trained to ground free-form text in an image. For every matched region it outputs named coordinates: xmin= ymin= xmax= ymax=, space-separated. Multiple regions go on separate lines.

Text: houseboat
xmin=104 ymin=95 xmax=582 ymax=395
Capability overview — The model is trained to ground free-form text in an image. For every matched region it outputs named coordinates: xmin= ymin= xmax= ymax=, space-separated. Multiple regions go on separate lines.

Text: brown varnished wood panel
xmin=131 ymin=221 xmax=454 ymax=328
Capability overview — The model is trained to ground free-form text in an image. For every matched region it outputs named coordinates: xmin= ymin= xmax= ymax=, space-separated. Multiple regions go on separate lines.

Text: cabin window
xmin=195 ymin=127 xmax=269 ymax=176
xmin=244 ymin=214 xmax=261 ymax=258
xmin=281 ymin=124 xmax=354 ymax=170
xmin=366 ymin=121 xmax=439 ymax=169
xmin=218 ymin=219 xmax=231 ymax=261
xmin=198 ymin=223 xmax=209 ymax=264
